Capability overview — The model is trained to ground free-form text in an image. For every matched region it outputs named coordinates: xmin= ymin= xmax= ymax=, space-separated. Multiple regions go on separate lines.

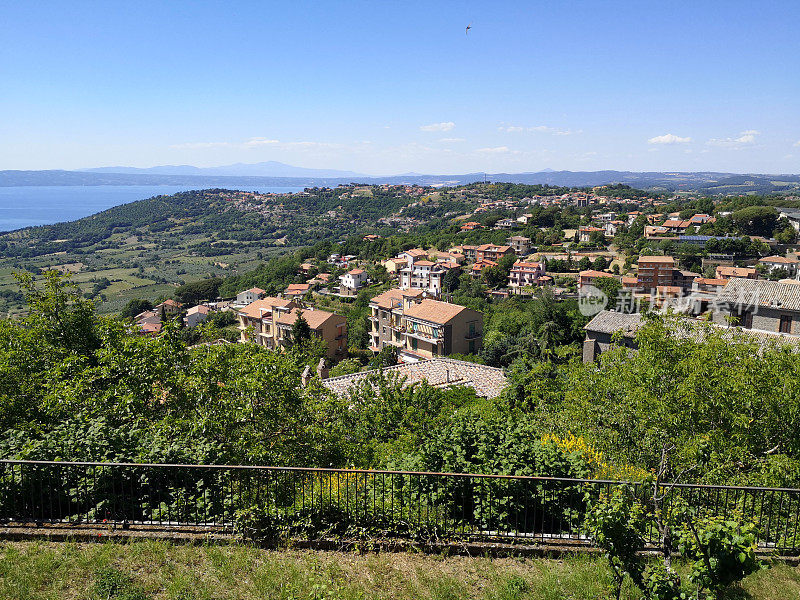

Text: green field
xmin=0 ymin=541 xmax=797 ymax=600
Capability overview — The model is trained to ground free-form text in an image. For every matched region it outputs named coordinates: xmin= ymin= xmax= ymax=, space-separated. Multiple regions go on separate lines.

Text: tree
xmin=121 ymin=298 xmax=153 ymax=319
xmin=729 ymin=206 xmax=778 ymax=237
xmin=482 ymin=266 xmax=507 ymax=288
xmin=174 ymin=278 xmax=222 ymax=305
xmin=290 ymin=312 xmax=312 ymax=345
xmin=578 ymin=257 xmax=592 ymax=271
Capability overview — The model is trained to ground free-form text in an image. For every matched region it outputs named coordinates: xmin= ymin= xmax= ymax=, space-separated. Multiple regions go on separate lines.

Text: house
xmin=517 ymin=213 xmax=534 ymax=225
xmin=299 ymin=263 xmax=315 ymax=275
xmin=398 ymin=299 xmax=484 ymax=361
xmin=672 ymin=269 xmax=701 ymax=293
xmin=155 ymin=299 xmax=182 ymax=315
xmin=637 ymin=256 xmax=675 ymax=292
xmin=645 ymin=225 xmax=671 ymax=239
xmin=236 ymin=287 xmax=265 ymax=305
xmin=399 ymin=261 xmax=458 ymax=295
xmin=506 ymin=236 xmax=532 ymax=255
xmin=605 ymin=221 xmax=625 ymax=237
xmin=382 ymin=257 xmax=408 ymax=275
xmin=184 ymin=304 xmax=212 ymax=328
xmin=759 ymin=256 xmax=799 ymax=277
xmin=578 ymin=269 xmax=614 ymax=290
xmin=662 ymin=219 xmax=692 ymax=234
xmin=688 ymin=214 xmax=715 ymax=225
xmin=339 ymin=268 xmax=368 ymax=296
xmin=578 ymin=226 xmax=605 ymax=243
xmin=460 ymin=221 xmax=483 ymax=231
xmin=508 ymin=260 xmax=546 ymax=293
xmin=494 ymin=218 xmax=516 ymax=229
xmin=778 ymin=208 xmax=800 ymax=232
xmin=274 ymin=307 xmax=348 ymax=359
xmin=397 ymin=248 xmax=428 ymax=266
xmin=470 ymin=259 xmax=498 ymax=278
xmin=285 ymin=283 xmax=312 ymax=300
xmin=715 ymin=266 xmax=757 ymax=280
xmin=475 ymin=244 xmax=513 ymax=262
xmin=238 ymin=297 xmax=297 ymax=348
xmin=449 ymin=245 xmax=477 ymax=261
xmin=712 ymin=278 xmax=800 ymax=334
xmin=363 ymin=234 xmax=382 ymax=241
xmin=322 ymin=357 xmax=508 ymax=399
xmin=368 ymin=288 xmax=426 ymax=351
xmin=583 ymin=309 xmax=800 ymax=363
xmin=622 ymin=276 xmax=639 ymax=288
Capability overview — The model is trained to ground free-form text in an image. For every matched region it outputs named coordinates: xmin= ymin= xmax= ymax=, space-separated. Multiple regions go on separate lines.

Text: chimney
xmin=316 ymin=358 xmax=329 ymax=380
xmin=301 ymin=365 xmax=311 ymax=387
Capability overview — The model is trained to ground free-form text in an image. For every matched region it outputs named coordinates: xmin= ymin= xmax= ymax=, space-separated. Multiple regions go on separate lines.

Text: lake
xmin=0 ymin=185 xmax=306 ymax=232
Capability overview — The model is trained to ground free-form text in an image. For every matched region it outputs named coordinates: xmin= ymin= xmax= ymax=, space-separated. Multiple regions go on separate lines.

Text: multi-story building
xmin=508 ymin=260 xmax=545 ymax=293
xmin=506 ymin=236 xmax=531 ymax=255
xmin=273 ymin=307 xmax=348 ymax=359
xmin=449 ymin=245 xmax=477 ymax=261
xmin=339 ymin=268 xmax=368 ymax=296
xmin=578 ymin=226 xmax=605 ymax=243
xmin=637 ymin=256 xmax=676 ymax=292
xmin=399 ymin=261 xmax=459 ymax=295
xmin=758 ymin=256 xmax=799 ymax=278
xmin=578 ymin=269 xmax=614 ymax=290
xmin=369 ymin=292 xmax=483 ymax=361
xmin=238 ymin=297 xmax=297 ymax=348
xmin=368 ymin=288 xmax=425 ymax=351
xmin=475 ymin=244 xmax=513 ymax=262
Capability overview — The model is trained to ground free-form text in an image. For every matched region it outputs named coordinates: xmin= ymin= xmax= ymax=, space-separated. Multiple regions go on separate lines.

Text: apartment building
xmin=368 ymin=288 xmax=425 ymax=351
xmin=399 ymin=261 xmax=458 ymax=295
xmin=236 ymin=287 xmax=265 ymax=306
xmin=715 ymin=266 xmax=757 ymax=280
xmin=506 ymin=235 xmax=531 ymax=255
xmin=237 ymin=297 xmax=297 ymax=348
xmin=475 ymin=243 xmax=513 ymax=262
xmin=508 ymin=260 xmax=545 ymax=292
xmin=636 ymin=256 xmax=676 ymax=292
xmin=273 ymin=307 xmax=348 ymax=359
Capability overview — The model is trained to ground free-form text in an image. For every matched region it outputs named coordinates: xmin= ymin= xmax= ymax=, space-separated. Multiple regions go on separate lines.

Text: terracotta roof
xmin=186 ymin=305 xmax=212 ymax=315
xmin=579 ymin=269 xmax=612 ymax=279
xmin=239 ymin=297 xmax=293 ymax=318
xmin=158 ymin=299 xmax=182 ymax=307
xmin=275 ymin=307 xmax=345 ymax=329
xmin=322 ymin=358 xmax=507 ymax=399
xmin=760 ymin=256 xmax=799 ymax=264
xmin=694 ymin=277 xmax=727 ymax=286
xmin=348 ymin=268 xmax=365 ymax=275
xmin=286 ymin=283 xmax=311 ymax=293
xmin=246 ymin=287 xmax=265 ymax=294
xmin=413 ymin=260 xmax=435 ymax=266
xmin=369 ymin=288 xmax=425 ymax=310
xmin=403 ymin=249 xmax=428 ymax=257
xmin=638 ymin=255 xmax=675 ymax=264
xmin=716 ymin=266 xmax=757 ymax=278
xmin=402 ymin=299 xmax=476 ymax=324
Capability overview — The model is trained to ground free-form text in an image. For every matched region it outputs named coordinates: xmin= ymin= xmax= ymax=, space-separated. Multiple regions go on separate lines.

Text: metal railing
xmin=1 ymin=460 xmax=799 ymax=552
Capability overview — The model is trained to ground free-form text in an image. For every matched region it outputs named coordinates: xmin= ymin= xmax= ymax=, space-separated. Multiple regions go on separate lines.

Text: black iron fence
xmin=1 ymin=460 xmax=799 ymax=552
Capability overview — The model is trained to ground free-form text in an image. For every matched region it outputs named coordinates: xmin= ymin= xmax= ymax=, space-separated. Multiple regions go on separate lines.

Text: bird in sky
xmin=465 ymin=23 xmax=472 ymax=35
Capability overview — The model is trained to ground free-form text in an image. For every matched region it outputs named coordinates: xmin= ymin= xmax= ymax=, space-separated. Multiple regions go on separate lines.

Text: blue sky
xmin=2 ymin=1 xmax=799 ymax=175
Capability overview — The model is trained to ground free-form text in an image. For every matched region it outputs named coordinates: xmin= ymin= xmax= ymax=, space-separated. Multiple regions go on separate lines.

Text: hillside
xmin=0 ymin=185 xmax=473 ymax=314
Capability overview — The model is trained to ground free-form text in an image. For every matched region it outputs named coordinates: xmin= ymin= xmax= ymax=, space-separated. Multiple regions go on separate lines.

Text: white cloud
xmin=438 ymin=137 xmax=466 ymax=143
xmin=170 ymin=141 xmax=233 ymax=149
xmin=648 ymin=133 xmax=692 ymax=145
xmin=244 ymin=137 xmax=280 ymax=147
xmin=475 ymin=146 xmax=515 ymax=154
xmin=420 ymin=121 xmax=455 ymax=132
xmin=707 ymin=130 xmax=760 ymax=148
xmin=793 ymin=140 xmax=800 ymax=147
xmin=498 ymin=124 xmax=580 ymax=136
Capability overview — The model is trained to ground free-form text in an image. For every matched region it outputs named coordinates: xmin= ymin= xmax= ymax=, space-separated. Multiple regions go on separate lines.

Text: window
xmin=411 ymin=337 xmax=418 ymax=350
xmin=468 ymin=340 xmax=475 ymax=354
xmin=780 ymin=315 xmax=792 ymax=334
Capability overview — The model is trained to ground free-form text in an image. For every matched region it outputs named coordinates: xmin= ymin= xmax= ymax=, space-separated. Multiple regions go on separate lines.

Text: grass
xmin=0 ymin=541 xmax=797 ymax=600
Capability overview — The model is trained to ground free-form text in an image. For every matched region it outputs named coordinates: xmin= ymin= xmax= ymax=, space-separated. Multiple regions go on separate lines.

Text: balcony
xmin=404 ymin=329 xmax=442 ymax=344
xmin=465 ymin=331 xmax=482 ymax=340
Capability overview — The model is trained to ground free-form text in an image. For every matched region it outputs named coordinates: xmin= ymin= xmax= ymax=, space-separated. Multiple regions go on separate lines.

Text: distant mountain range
xmin=81 ymin=161 xmax=366 ymax=179
xmin=2 ymin=164 xmax=800 ymax=195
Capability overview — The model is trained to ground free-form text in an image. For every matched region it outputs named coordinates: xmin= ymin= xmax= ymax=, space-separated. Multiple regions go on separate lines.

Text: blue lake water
xmin=0 ymin=185 xmax=306 ymax=232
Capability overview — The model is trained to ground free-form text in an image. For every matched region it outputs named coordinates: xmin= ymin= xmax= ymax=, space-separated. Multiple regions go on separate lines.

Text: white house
xmin=184 ymin=305 xmax=212 ymax=328
xmin=236 ymin=287 xmax=265 ymax=305
xmin=339 ymin=268 xmax=368 ymax=295
xmin=759 ymin=255 xmax=800 ymax=277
